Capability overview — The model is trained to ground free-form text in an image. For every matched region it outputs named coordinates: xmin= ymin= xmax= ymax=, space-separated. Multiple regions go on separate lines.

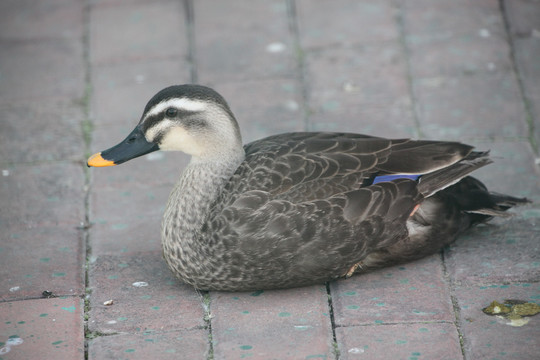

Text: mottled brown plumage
xmin=88 ymin=85 xmax=529 ymax=291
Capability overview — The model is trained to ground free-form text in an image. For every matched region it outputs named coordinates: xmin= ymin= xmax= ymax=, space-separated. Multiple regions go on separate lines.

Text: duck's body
xmin=88 ymin=85 xmax=528 ymax=291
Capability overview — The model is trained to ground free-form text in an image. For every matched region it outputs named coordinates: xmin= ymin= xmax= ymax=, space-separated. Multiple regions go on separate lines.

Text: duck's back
xmin=180 ymin=133 xmax=481 ymax=290
xmin=226 ymin=132 xmax=472 ymax=201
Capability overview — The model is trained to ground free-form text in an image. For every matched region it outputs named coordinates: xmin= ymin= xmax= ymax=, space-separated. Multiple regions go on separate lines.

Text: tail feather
xmin=463 ymin=192 xmax=530 ymax=219
xmin=466 ymin=208 xmax=516 ymax=218
xmin=417 ymin=151 xmax=492 ymax=198
xmin=485 ymin=192 xmax=531 ymax=209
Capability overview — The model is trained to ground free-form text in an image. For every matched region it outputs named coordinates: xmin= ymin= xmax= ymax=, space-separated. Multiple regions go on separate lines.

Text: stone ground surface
xmin=1 ymin=0 xmax=539 ymax=359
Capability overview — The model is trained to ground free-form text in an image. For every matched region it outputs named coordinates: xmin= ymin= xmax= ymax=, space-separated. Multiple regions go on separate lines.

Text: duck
xmin=87 ymin=84 xmax=529 ymax=291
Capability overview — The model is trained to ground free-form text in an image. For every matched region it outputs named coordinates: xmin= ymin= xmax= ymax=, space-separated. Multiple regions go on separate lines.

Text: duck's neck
xmin=161 ymin=152 xmax=244 ymax=250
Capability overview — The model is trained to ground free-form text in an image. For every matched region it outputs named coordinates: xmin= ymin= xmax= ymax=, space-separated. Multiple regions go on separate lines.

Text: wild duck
xmin=88 ymin=84 xmax=528 ymax=291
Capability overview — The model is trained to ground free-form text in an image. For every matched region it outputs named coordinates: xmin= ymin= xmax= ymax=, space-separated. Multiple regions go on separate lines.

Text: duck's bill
xmin=87 ymin=126 xmax=159 ymax=167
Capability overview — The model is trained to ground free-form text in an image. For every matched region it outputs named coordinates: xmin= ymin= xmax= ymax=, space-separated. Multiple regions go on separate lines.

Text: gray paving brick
xmin=210 ymin=286 xmax=334 ymax=359
xmin=504 ymin=0 xmax=540 ymax=36
xmin=90 ymin=0 xmax=187 ymax=66
xmin=413 ymin=74 xmax=528 ymax=140
xmin=331 ymin=256 xmax=454 ymax=327
xmin=195 ymin=0 xmax=295 ymax=83
xmin=335 ymin=322 xmax=462 ymax=360
xmin=402 ymin=0 xmax=504 ymax=40
xmin=212 ymin=79 xmax=305 ymax=143
xmin=90 ymin=220 xmax=161 ymax=256
xmin=514 ymin=37 xmax=540 ymax=151
xmin=91 ymin=59 xmax=190 ymax=127
xmin=305 ymin=43 xmax=416 ymax=137
xmin=89 ymin=185 xmax=170 ymax=255
xmin=455 ymin=283 xmax=540 ymax=359
xmin=402 ymin=0 xmax=532 ymax=142
xmin=0 ymin=297 xmax=85 ymax=359
xmin=88 ymin=329 xmax=210 ymax=360
xmin=505 ymin=0 xmax=540 ymax=151
xmin=0 ymin=225 xmax=84 ymax=301
xmin=407 ymin=32 xmax=513 ymax=79
xmin=0 ymin=163 xmax=85 ymax=228
xmin=0 ymin=39 xmax=85 ymax=105
xmin=88 ymin=253 xmax=205 ymax=334
xmin=446 ymin=218 xmax=540 ymax=286
xmin=0 ymin=0 xmax=83 ymax=40
xmin=297 ymin=0 xmax=400 ymax=48
xmin=0 ymin=101 xmax=84 ymax=163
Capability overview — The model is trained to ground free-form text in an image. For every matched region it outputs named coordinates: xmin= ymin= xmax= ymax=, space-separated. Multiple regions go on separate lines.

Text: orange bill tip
xmin=87 ymin=152 xmax=116 ymax=167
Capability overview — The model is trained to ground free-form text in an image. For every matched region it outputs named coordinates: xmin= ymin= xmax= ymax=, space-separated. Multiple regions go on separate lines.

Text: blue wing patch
xmin=372 ymin=174 xmax=421 ymax=184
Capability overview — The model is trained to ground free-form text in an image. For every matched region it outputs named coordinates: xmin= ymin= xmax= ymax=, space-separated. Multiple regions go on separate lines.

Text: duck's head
xmin=87 ymin=85 xmax=244 ymax=167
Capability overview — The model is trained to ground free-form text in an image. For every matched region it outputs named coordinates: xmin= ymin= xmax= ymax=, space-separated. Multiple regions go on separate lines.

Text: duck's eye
xmin=165 ymin=108 xmax=178 ymax=117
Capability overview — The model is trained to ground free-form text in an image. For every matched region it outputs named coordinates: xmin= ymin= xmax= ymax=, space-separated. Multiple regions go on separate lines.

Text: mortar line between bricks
xmin=0 ymin=294 xmax=83 ymax=304
xmin=498 ymin=0 xmax=539 ymax=155
xmin=286 ymin=0 xmax=311 ymax=132
xmin=332 ymin=319 xmax=457 ymax=329
xmin=183 ymin=0 xmax=198 ymax=84
xmin=440 ymin=251 xmax=467 ymax=360
xmin=325 ymin=283 xmax=340 ymax=360
xmin=200 ymin=291 xmax=215 ymax=360
xmin=81 ymin=1 xmax=95 ymax=358
xmin=394 ymin=0 xmax=423 ymax=139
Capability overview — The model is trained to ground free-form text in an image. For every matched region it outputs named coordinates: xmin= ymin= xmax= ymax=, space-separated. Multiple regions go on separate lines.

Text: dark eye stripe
xmin=140 ymin=113 xmax=162 ymax=133
xmin=140 ymin=108 xmax=207 ymax=135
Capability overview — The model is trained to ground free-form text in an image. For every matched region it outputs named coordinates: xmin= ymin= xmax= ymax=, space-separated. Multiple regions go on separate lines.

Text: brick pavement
xmin=1 ymin=1 xmax=539 ymax=359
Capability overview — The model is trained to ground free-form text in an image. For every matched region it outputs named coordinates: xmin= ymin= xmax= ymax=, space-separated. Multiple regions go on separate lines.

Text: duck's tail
xmin=353 ymin=175 xmax=529 ymax=274
xmin=438 ymin=176 xmax=530 ymax=224
xmin=416 ymin=150 xmax=530 ymax=220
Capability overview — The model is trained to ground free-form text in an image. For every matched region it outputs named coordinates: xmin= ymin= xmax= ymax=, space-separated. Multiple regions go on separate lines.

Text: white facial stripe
xmin=145 ymin=98 xmax=207 ymax=118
